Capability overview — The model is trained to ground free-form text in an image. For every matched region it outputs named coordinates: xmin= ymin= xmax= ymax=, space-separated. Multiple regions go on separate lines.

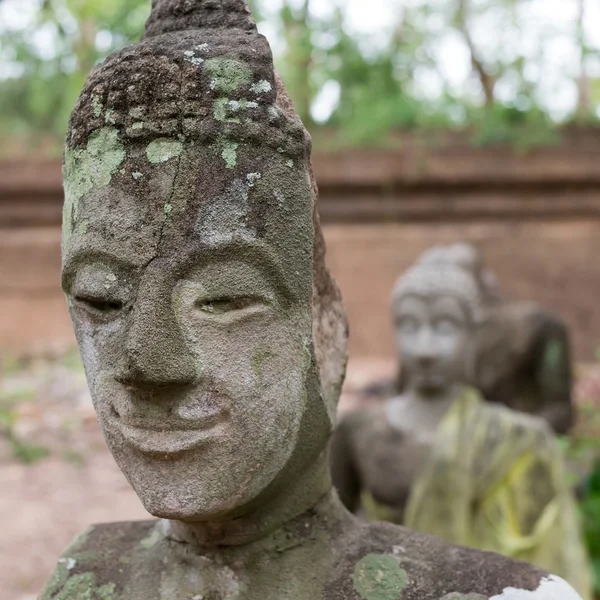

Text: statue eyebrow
xmin=179 ymin=239 xmax=298 ymax=304
xmin=61 ymin=250 xmax=140 ymax=291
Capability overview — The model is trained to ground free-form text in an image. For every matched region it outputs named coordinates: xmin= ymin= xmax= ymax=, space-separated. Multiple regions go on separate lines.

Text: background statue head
xmin=417 ymin=242 xmax=501 ymax=305
xmin=392 ymin=257 xmax=482 ymax=397
xmin=61 ymin=0 xmax=347 ymax=523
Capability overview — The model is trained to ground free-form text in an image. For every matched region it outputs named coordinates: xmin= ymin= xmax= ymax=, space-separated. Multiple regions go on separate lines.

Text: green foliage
xmin=560 ymin=407 xmax=600 ymax=596
xmin=579 ymin=460 xmax=600 ymax=594
xmin=469 ymin=104 xmax=561 ymax=152
xmin=0 ymin=0 xmax=150 ymax=150
xmin=0 ymin=0 xmax=598 ymax=151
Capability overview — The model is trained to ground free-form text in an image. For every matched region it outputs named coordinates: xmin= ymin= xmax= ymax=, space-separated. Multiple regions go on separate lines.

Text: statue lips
xmin=109 ymin=393 xmax=231 ymax=457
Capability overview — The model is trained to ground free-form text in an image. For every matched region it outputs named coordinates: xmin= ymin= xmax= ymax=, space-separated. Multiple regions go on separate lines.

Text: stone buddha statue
xmin=364 ymin=243 xmax=574 ymax=434
xmin=331 ymin=258 xmax=591 ymax=599
xmin=41 ymin=1 xmax=583 ymax=598
xmin=428 ymin=243 xmax=574 ymax=434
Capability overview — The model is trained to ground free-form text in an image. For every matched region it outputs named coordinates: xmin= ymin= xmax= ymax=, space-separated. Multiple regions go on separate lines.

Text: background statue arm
xmin=534 ymin=313 xmax=574 ymax=434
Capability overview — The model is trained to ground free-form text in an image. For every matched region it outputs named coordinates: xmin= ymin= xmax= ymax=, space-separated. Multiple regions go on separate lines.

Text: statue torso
xmin=40 ymin=509 xmax=555 ymax=600
xmin=340 ymin=399 xmax=454 ymax=522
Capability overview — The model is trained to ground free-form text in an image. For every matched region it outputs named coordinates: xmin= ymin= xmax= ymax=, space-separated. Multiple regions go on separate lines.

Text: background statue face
xmin=394 ymin=294 xmax=471 ymax=395
xmin=62 ymin=138 xmax=317 ymax=521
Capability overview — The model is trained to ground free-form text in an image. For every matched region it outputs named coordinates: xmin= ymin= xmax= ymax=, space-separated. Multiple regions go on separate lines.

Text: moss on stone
xmin=104 ymin=109 xmax=116 ymax=125
xmin=63 ymin=127 xmax=126 ymax=248
xmin=353 ymin=554 xmax=408 ymax=600
xmin=250 ymin=80 xmax=272 ymax=94
xmin=140 ymin=527 xmax=162 ymax=549
xmin=39 ymin=561 xmax=70 ymax=600
xmin=205 ymin=57 xmax=252 ymax=94
xmin=54 ymin=572 xmax=96 ymax=600
xmin=213 ymin=137 xmax=239 ymax=169
xmin=146 ymin=138 xmax=183 ymax=164
xmin=97 ymin=582 xmax=117 ymax=600
xmin=91 ymin=95 xmax=103 ymax=118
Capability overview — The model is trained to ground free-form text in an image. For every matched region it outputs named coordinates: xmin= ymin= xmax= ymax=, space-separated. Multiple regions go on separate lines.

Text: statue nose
xmin=123 ymin=284 xmax=197 ymax=387
xmin=415 ymin=329 xmax=437 ymax=365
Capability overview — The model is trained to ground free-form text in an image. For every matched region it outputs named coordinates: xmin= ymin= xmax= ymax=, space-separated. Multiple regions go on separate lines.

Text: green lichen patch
xmin=213 ymin=137 xmax=239 ymax=169
xmin=353 ymin=554 xmax=408 ymax=600
xmin=140 ymin=527 xmax=162 ymax=549
xmin=97 ymin=583 xmax=116 ymax=600
xmin=91 ymin=94 xmax=103 ymax=118
xmin=146 ymin=138 xmax=183 ymax=164
xmin=214 ymin=98 xmax=260 ymax=123
xmin=63 ymin=127 xmax=126 ymax=248
xmin=250 ymin=80 xmax=272 ymax=94
xmin=205 ymin=57 xmax=252 ymax=94
xmin=246 ymin=172 xmax=261 ymax=187
xmin=64 ymin=127 xmax=126 ymax=205
xmin=52 ymin=572 xmax=115 ymax=600
xmin=214 ymin=98 xmax=237 ymax=123
xmin=39 ymin=560 xmax=70 ymax=600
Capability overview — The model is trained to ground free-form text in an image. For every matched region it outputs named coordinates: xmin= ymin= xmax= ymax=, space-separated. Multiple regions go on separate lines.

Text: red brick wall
xmin=324 ymin=220 xmax=600 ymax=361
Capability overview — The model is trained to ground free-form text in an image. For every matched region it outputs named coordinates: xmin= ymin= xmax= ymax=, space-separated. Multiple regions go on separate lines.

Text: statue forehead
xmin=393 ymin=265 xmax=481 ymax=319
xmin=397 ymin=293 xmax=468 ymax=316
xmin=62 ymin=134 xmax=314 ymax=293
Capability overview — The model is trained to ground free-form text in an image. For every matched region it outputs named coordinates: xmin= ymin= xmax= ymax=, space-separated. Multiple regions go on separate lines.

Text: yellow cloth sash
xmin=363 ymin=387 xmax=592 ymax=599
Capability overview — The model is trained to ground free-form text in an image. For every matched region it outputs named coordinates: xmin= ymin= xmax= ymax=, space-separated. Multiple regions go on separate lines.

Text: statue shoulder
xmin=488 ymin=575 xmax=583 ymax=599
xmin=39 ymin=520 xmax=160 ymax=600
xmin=483 ymin=399 xmax=552 ymax=436
xmin=329 ymin=519 xmax=575 ymax=599
xmin=336 ymin=403 xmax=388 ymax=435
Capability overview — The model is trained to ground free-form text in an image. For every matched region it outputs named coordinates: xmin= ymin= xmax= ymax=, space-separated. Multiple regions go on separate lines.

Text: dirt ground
xmin=1 ymin=352 xmax=598 ymax=600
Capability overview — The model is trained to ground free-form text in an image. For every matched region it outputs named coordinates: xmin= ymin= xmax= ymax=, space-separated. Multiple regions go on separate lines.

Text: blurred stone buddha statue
xmin=364 ymin=242 xmax=574 ymax=434
xmin=41 ymin=1 xmax=584 ymax=598
xmin=331 ymin=258 xmax=591 ymax=599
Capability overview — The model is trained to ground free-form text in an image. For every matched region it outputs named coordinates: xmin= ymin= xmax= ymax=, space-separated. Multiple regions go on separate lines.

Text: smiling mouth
xmin=110 ymin=409 xmax=229 ymax=457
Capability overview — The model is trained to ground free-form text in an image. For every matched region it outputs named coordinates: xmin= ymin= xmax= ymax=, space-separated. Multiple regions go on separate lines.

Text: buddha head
xmin=61 ymin=0 xmax=347 ymax=523
xmin=417 ymin=242 xmax=501 ymax=305
xmin=392 ymin=256 xmax=482 ymax=397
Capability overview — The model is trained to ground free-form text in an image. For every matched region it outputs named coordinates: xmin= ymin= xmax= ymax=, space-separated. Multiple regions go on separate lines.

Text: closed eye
xmin=74 ymin=295 xmax=123 ymax=315
xmin=195 ymin=296 xmax=263 ymax=315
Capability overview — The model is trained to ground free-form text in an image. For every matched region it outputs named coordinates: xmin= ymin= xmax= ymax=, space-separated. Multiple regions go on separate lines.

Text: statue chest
xmin=352 ymin=423 xmax=433 ymax=519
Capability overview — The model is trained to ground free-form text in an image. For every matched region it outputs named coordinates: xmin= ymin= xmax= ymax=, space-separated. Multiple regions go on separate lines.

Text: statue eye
xmin=435 ymin=318 xmax=458 ymax=335
xmin=195 ymin=296 xmax=259 ymax=314
xmin=74 ymin=295 xmax=124 ymax=318
xmin=398 ymin=316 xmax=419 ymax=334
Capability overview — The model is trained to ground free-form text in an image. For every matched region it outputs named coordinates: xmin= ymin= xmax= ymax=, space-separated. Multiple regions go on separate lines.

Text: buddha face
xmin=61 ymin=135 xmax=316 ymax=521
xmin=394 ymin=294 xmax=471 ymax=396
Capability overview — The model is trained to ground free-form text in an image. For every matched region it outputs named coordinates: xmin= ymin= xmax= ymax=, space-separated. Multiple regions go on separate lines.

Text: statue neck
xmin=165 ymin=450 xmax=334 ymax=548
